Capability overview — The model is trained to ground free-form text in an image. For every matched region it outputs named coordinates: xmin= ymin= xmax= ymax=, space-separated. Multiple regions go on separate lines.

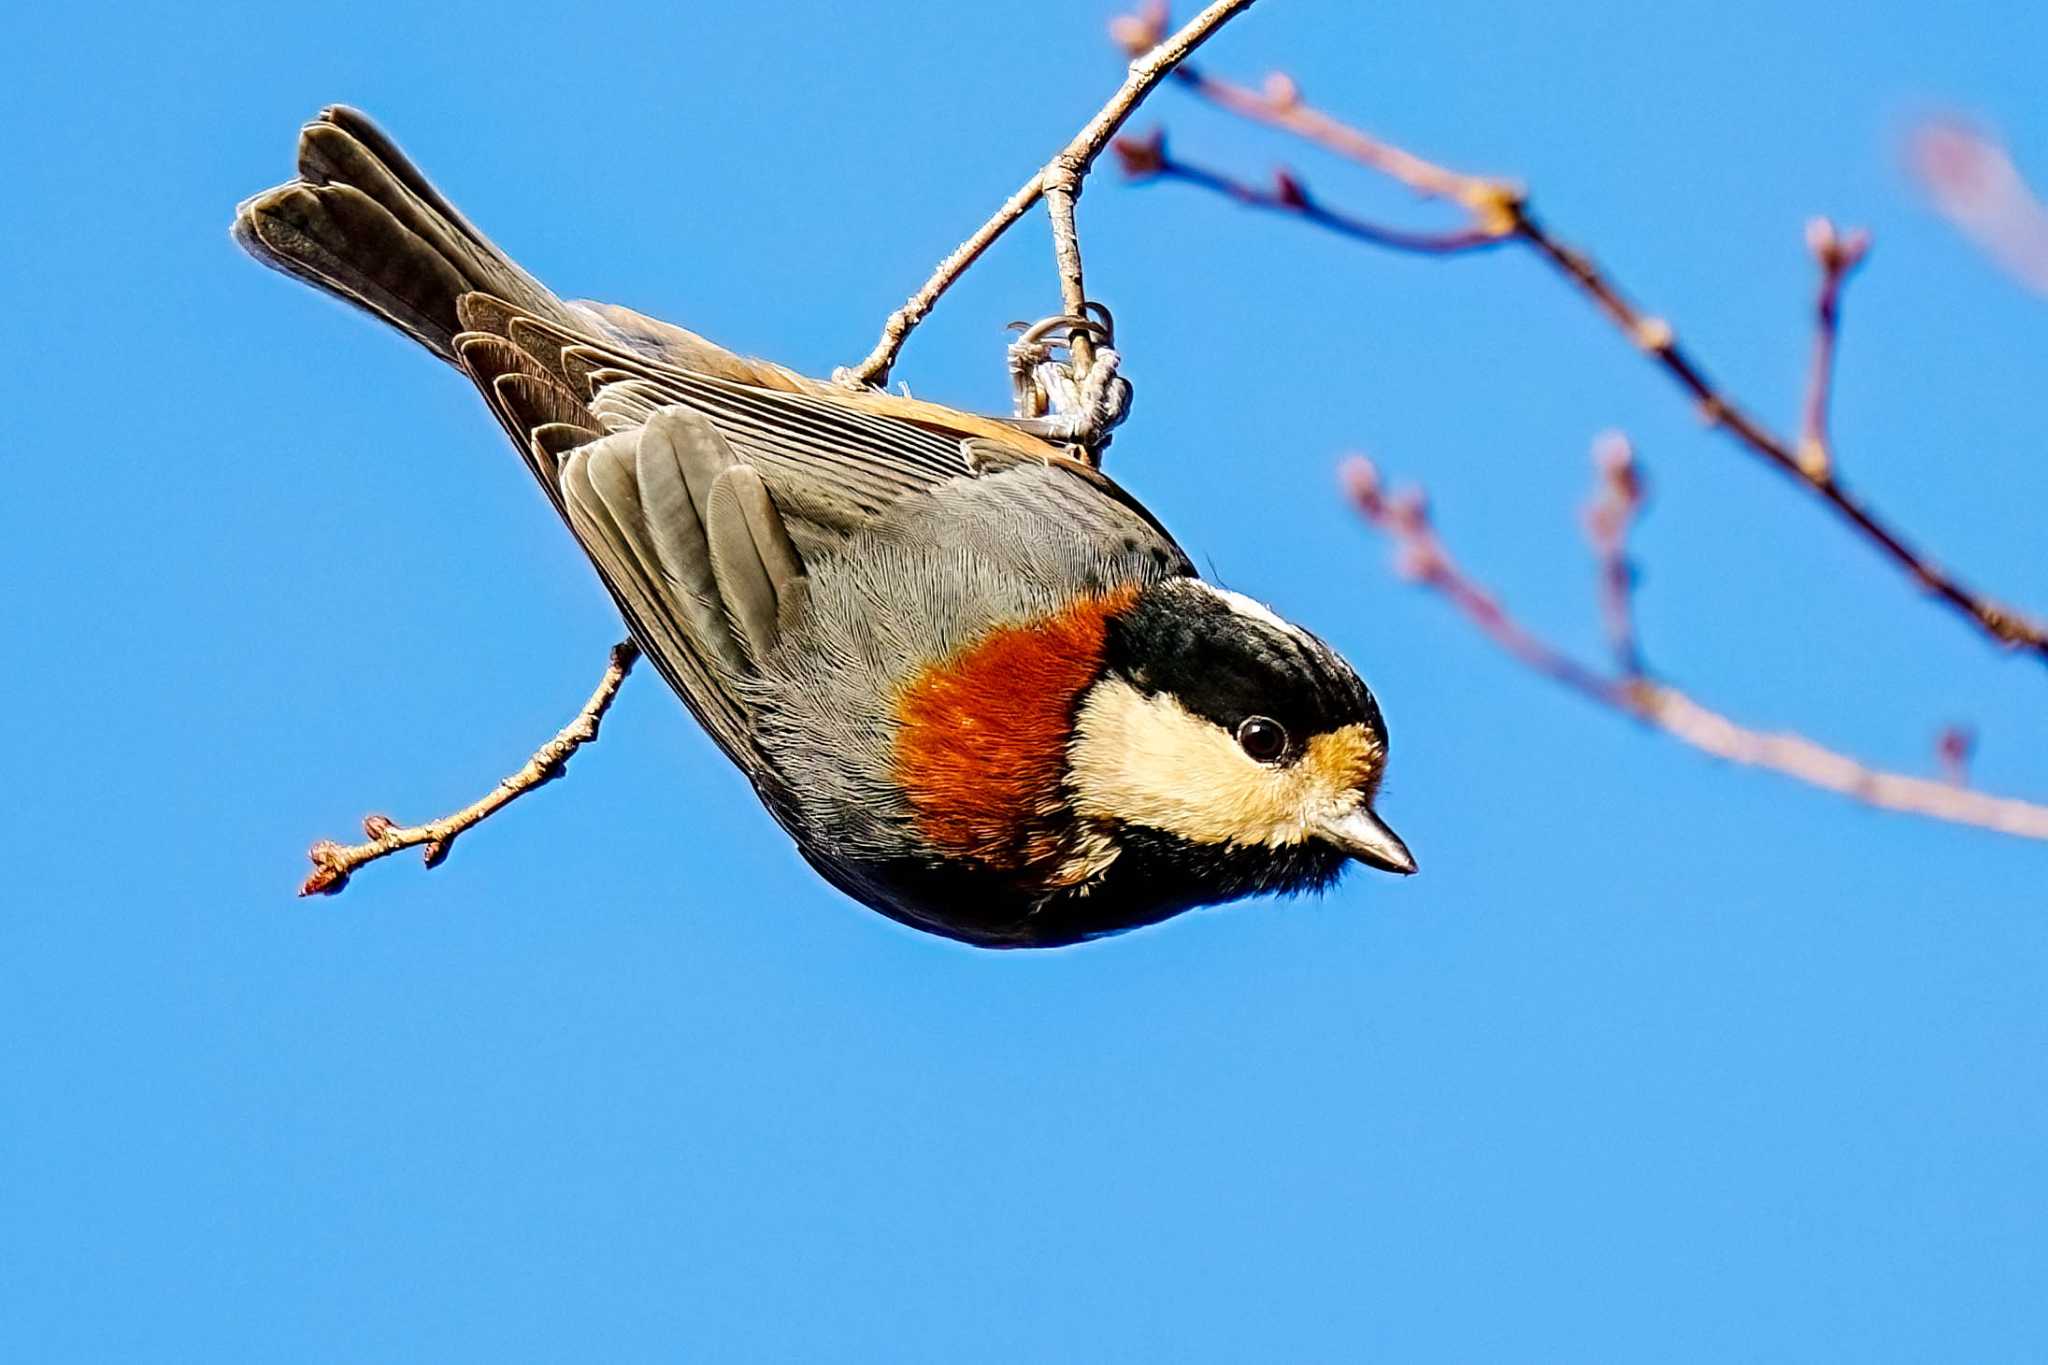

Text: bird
xmin=233 ymin=106 xmax=1415 ymax=948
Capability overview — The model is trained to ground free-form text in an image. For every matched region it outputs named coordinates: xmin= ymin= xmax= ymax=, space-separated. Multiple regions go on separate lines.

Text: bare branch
xmin=1119 ymin=32 xmax=2048 ymax=662
xmin=301 ymin=641 xmax=641 ymax=896
xmin=835 ymin=0 xmax=1259 ymax=391
xmin=1344 ymin=456 xmax=2048 ymax=842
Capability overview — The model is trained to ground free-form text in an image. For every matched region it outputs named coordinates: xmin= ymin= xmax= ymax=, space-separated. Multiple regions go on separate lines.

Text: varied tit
xmin=234 ymin=107 xmax=1416 ymax=948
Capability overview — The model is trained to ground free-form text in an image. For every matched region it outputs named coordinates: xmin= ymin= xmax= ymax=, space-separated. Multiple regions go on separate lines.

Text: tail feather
xmin=234 ymin=105 xmax=575 ymax=362
xmin=233 ymin=107 xmax=811 ymax=775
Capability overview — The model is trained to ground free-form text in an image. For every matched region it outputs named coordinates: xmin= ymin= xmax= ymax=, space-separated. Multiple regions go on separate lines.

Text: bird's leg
xmin=1004 ymin=307 xmax=1133 ymax=462
xmin=299 ymin=640 xmax=640 ymax=896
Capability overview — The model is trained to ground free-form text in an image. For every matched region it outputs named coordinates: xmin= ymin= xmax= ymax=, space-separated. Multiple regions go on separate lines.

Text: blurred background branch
xmin=1346 ymin=448 xmax=2048 ymax=841
xmin=1110 ymin=1 xmax=2048 ymax=664
xmin=1111 ymin=0 xmax=2048 ymax=843
xmin=1907 ymin=117 xmax=2048 ymax=296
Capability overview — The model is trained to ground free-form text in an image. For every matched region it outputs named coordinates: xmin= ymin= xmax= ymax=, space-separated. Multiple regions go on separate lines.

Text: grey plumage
xmin=751 ymin=463 xmax=1191 ymax=886
xmin=634 ymin=411 xmax=748 ymax=672
xmin=232 ymin=106 xmax=1193 ymax=811
xmin=706 ymin=465 xmax=806 ymax=665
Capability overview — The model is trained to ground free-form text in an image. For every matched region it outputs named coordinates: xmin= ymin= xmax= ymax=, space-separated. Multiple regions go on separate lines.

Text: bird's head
xmin=1065 ymin=578 xmax=1413 ymax=894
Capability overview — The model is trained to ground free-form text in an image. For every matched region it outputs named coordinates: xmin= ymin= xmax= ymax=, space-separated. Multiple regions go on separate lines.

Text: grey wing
xmin=454 ymin=296 xmax=972 ymax=554
xmin=236 ymin=110 xmax=1183 ymax=780
xmin=447 ymin=296 xmax=1189 ymax=782
xmin=558 ymin=410 xmax=765 ymax=764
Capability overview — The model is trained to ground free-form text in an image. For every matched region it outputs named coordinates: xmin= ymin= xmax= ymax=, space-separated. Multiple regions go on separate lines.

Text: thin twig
xmin=1112 ymin=132 xmax=1505 ymax=254
xmin=1112 ymin=10 xmax=2048 ymax=661
xmin=1044 ymin=172 xmax=1096 ymax=375
xmin=1111 ymin=5 xmax=1524 ymax=231
xmin=833 ymin=176 xmax=1048 ymax=391
xmin=1639 ymin=690 xmax=2048 ymax=839
xmin=1342 ymin=455 xmax=2048 ymax=841
xmin=835 ymin=0 xmax=1259 ymax=390
xmin=301 ymin=641 xmax=641 ymax=896
xmin=1797 ymin=218 xmax=1870 ymax=481
xmin=1583 ymin=431 xmax=1647 ymax=678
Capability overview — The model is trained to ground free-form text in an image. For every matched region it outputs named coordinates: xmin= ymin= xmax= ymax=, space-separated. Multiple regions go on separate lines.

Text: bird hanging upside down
xmin=234 ymin=107 xmax=1414 ymax=948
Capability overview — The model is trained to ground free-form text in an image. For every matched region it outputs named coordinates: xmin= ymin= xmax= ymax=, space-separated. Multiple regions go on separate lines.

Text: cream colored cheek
xmin=1068 ymin=680 xmax=1337 ymax=847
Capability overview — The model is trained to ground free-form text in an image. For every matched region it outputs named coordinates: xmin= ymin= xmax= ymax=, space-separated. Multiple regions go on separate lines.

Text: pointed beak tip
xmin=1321 ymin=807 xmax=1417 ymax=878
xmin=1361 ymin=841 xmax=1418 ymax=877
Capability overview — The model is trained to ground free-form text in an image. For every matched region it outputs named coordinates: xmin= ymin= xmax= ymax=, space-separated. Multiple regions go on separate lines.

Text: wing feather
xmin=443 ymin=288 xmax=1164 ymax=782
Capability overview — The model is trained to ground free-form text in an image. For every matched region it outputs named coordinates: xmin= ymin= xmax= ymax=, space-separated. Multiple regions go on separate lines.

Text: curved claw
xmin=1003 ymin=304 xmax=1129 ymax=458
xmin=1007 ymin=309 xmax=1115 ymax=350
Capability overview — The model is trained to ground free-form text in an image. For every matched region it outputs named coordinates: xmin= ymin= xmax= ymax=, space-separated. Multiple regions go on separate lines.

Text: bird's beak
xmin=1317 ymin=805 xmax=1417 ymax=876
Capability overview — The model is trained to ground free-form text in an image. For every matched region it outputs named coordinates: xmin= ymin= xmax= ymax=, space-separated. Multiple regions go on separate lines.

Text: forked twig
xmin=1345 ymin=455 xmax=2048 ymax=841
xmin=1110 ymin=132 xmax=1504 ymax=254
xmin=1112 ymin=5 xmax=2048 ymax=662
xmin=834 ymin=0 xmax=1258 ymax=392
xmin=301 ymin=641 xmax=641 ymax=896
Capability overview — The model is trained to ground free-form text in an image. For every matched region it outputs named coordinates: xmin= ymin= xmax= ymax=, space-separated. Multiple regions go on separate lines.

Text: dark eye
xmin=1236 ymin=715 xmax=1288 ymax=762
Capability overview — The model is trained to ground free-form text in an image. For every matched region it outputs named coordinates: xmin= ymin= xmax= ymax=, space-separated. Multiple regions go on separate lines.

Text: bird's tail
xmin=233 ymin=105 xmax=581 ymax=364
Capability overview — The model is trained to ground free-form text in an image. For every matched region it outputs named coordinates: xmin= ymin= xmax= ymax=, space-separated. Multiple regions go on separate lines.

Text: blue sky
xmin=5 ymin=0 xmax=2046 ymax=1359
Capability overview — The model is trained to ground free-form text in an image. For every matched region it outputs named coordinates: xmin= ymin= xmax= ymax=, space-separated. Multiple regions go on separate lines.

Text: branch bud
xmin=1935 ymin=724 xmax=1976 ymax=785
xmin=1807 ymin=216 xmax=1872 ymax=274
xmin=1263 ymin=72 xmax=1301 ymax=110
xmin=1112 ymin=129 xmax=1168 ymax=179
xmin=1633 ymin=317 xmax=1674 ymax=352
xmin=1109 ymin=2 xmax=1170 ymax=57
xmin=1339 ymin=453 xmax=1383 ymax=510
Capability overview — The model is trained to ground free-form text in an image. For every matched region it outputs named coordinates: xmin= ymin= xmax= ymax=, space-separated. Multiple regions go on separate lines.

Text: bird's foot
xmin=1005 ymin=305 xmax=1132 ymax=461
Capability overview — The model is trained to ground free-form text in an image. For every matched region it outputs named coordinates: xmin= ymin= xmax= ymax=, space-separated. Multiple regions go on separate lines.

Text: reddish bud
xmin=1807 ymin=217 xmax=1872 ymax=273
xmin=1593 ymin=431 xmax=1643 ymax=505
xmin=1112 ymin=129 xmax=1168 ymax=179
xmin=1109 ymin=2 xmax=1170 ymax=57
xmin=1387 ymin=487 xmax=1433 ymax=536
xmin=1273 ymin=168 xmax=1310 ymax=209
xmin=1340 ymin=454 xmax=1383 ymax=508
xmin=1394 ymin=541 xmax=1444 ymax=583
xmin=1936 ymin=725 xmax=1976 ymax=784
xmin=1263 ymin=72 xmax=1301 ymax=110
